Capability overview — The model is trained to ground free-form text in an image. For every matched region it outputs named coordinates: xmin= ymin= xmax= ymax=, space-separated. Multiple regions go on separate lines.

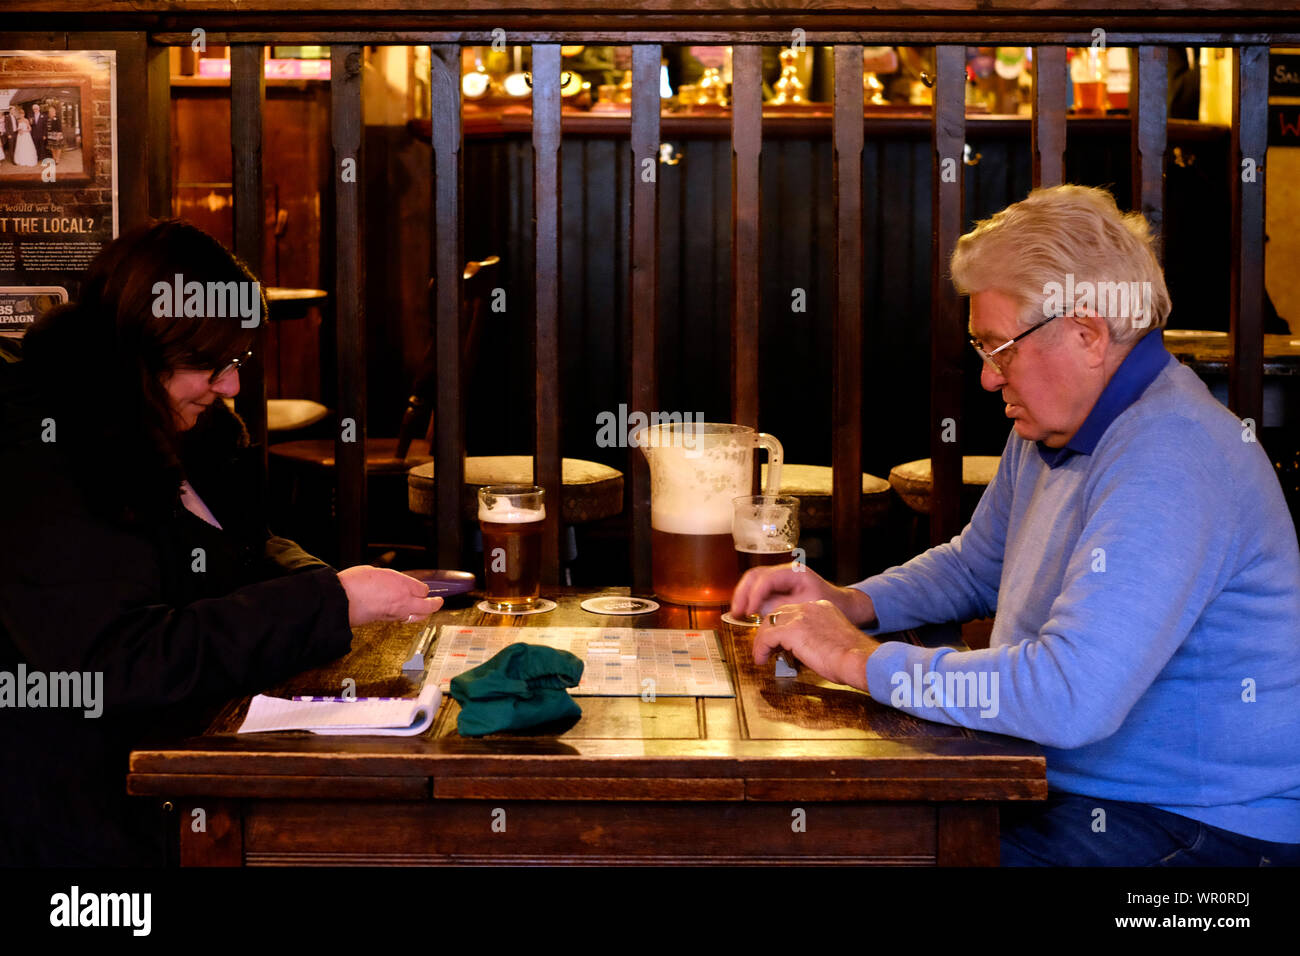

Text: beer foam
xmin=732 ymin=506 xmax=797 ymax=552
xmin=646 ymin=436 xmax=752 ymax=535
xmin=738 ymin=522 xmax=795 ymax=554
xmin=733 ymin=530 xmax=790 ymax=554
xmin=651 ymin=511 xmax=732 ymax=535
xmin=477 ymin=501 xmax=545 ymax=523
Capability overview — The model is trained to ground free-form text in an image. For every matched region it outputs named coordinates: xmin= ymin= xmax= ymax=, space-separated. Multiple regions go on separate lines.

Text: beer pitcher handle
xmin=756 ymin=433 xmax=784 ymax=497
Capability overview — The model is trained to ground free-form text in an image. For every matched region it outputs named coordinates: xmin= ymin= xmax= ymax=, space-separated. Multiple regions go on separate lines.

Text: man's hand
xmin=337 ymin=566 xmax=443 ymax=626
xmin=753 ymin=599 xmax=881 ymax=692
xmin=731 ymin=563 xmax=878 ymax=628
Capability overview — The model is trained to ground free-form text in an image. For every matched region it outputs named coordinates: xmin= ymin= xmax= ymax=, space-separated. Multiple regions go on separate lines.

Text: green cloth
xmin=449 ymin=642 xmax=584 ymax=736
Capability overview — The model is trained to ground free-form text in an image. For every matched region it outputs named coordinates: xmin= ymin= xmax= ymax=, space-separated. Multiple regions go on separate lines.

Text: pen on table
xmin=290 ymin=695 xmax=406 ymax=702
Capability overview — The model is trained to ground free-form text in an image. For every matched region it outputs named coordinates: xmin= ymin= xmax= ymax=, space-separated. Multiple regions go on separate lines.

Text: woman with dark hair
xmin=0 ymin=220 xmax=438 ymax=866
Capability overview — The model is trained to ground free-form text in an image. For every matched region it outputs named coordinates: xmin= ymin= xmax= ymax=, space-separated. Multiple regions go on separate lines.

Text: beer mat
xmin=426 ymin=626 xmax=735 ymax=697
xmin=720 ymin=611 xmax=758 ymax=627
xmin=403 ymin=569 xmax=476 ymax=597
xmin=475 ymin=598 xmax=558 ymax=616
xmin=580 ymin=596 xmax=660 ymax=615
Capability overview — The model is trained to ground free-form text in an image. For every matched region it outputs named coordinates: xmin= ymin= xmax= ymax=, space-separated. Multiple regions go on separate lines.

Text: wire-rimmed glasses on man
xmin=969 ymin=313 xmax=1060 ymax=375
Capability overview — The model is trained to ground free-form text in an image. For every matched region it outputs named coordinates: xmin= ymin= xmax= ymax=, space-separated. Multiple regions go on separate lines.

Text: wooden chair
xmin=268 ymin=257 xmax=500 ymax=560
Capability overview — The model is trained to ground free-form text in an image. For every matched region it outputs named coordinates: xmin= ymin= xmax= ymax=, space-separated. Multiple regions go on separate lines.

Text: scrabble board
xmin=427 ymin=626 xmax=735 ymax=698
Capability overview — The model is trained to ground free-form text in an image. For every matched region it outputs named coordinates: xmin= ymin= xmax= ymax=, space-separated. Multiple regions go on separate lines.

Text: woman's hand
xmin=730 ymin=563 xmax=878 ymax=628
xmin=753 ymin=599 xmax=881 ymax=692
xmin=337 ymin=566 xmax=443 ymax=626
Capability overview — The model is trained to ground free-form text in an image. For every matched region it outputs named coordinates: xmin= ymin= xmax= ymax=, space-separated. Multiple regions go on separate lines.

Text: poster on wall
xmin=0 ymin=49 xmax=118 ymax=339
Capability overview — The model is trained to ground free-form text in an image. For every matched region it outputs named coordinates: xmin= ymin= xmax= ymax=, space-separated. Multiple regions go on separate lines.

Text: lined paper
xmin=238 ymin=681 xmax=442 ymax=736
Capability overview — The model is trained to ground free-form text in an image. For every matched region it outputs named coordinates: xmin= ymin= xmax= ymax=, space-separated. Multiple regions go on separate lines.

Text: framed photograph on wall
xmin=0 ymin=50 xmax=117 ymax=332
xmin=0 ymin=75 xmax=95 ymax=185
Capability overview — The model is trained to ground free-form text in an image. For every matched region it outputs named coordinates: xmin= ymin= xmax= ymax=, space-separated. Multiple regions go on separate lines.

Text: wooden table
xmin=127 ymin=588 xmax=1045 ymax=866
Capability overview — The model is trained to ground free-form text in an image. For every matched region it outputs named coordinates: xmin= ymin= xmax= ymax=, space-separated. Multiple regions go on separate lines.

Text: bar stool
xmin=889 ymin=455 xmax=1002 ymax=644
xmin=265 ymin=287 xmax=330 ymax=437
xmin=758 ymin=463 xmax=895 ymax=572
xmin=407 ymin=456 xmax=624 ymax=580
xmin=888 ymin=455 xmax=1001 ymax=529
xmin=759 ymin=463 xmax=893 ymax=530
xmin=266 ymin=398 xmax=329 ymax=433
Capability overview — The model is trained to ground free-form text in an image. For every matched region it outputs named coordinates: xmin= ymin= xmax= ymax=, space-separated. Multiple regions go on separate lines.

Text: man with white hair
xmin=733 ymin=184 xmax=1300 ymax=866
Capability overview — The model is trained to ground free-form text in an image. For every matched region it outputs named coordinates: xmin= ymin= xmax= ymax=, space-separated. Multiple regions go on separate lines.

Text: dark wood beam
xmin=430 ymin=43 xmax=465 ymax=571
xmin=832 ymin=44 xmax=864 ymax=583
xmin=331 ymin=44 xmax=366 ymax=565
xmin=628 ymin=43 xmax=660 ymax=594
xmin=1228 ymin=44 xmax=1267 ymax=430
xmin=532 ymin=43 xmax=563 ymax=586
xmin=929 ymin=44 xmax=965 ymax=547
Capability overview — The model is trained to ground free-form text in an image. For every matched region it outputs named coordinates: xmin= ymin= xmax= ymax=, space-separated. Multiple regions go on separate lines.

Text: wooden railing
xmin=6 ymin=2 xmax=1296 ymax=587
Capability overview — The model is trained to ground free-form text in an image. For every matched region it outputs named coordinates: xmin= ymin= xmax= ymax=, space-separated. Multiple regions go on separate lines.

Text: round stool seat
xmin=269 ymin=437 xmax=433 ymax=476
xmin=759 ymin=463 xmax=893 ymax=531
xmin=888 ymin=455 xmax=1001 ymax=516
xmin=266 ymin=399 xmax=329 ymax=433
xmin=265 ymin=286 xmax=328 ymax=320
xmin=408 ymin=456 xmax=624 ymax=525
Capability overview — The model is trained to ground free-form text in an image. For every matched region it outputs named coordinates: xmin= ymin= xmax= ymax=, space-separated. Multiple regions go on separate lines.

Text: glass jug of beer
xmin=637 ymin=422 xmax=783 ymax=606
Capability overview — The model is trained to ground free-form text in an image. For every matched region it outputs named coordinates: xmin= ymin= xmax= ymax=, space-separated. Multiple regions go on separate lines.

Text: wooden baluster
xmin=629 ymin=43 xmax=661 ymax=594
xmin=431 ymin=44 xmax=465 ymax=571
xmin=145 ymin=38 xmax=172 ymax=219
xmin=231 ymin=44 xmax=269 ymax=523
xmin=930 ymin=45 xmax=965 ymax=546
xmin=731 ymin=44 xmax=762 ymax=432
xmin=832 ymin=44 xmax=864 ymax=583
xmin=533 ymin=43 xmax=563 ymax=586
xmin=329 ymin=45 xmax=366 ymax=567
xmin=1032 ymin=46 xmax=1067 ymax=188
xmin=1230 ymin=45 xmax=1267 ymax=430
xmin=1131 ymin=46 xmax=1169 ymax=261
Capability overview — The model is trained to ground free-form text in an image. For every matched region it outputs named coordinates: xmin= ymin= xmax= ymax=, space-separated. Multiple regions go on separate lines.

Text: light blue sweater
xmin=855 ymin=331 xmax=1300 ymax=843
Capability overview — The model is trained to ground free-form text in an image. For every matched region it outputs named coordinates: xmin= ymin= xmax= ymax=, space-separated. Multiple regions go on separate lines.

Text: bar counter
xmin=127 ymin=588 xmax=1045 ymax=866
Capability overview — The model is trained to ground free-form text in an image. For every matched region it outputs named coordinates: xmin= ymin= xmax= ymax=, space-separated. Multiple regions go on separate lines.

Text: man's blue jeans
xmin=1000 ymin=790 xmax=1300 ymax=866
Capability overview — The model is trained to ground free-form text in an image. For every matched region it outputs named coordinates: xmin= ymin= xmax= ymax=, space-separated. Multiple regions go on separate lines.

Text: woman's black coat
xmin=0 ymin=341 xmax=353 ymax=866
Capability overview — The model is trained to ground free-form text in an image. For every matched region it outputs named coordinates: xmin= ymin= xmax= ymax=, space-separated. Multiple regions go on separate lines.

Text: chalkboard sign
xmin=1269 ymin=53 xmax=1300 ymax=97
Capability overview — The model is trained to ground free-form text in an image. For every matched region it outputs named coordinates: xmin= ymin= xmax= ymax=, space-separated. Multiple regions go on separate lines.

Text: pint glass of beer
xmin=1070 ymin=46 xmax=1108 ymax=114
xmin=732 ymin=494 xmax=800 ymax=626
xmin=477 ymin=484 xmax=545 ymax=612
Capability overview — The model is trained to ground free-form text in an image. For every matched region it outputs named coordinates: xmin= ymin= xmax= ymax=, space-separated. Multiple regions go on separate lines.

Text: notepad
xmin=237 ymin=680 xmax=442 ymax=736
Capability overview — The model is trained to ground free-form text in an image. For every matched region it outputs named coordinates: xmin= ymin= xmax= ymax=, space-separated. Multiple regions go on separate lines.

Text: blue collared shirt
xmin=1035 ymin=329 xmax=1173 ymax=468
